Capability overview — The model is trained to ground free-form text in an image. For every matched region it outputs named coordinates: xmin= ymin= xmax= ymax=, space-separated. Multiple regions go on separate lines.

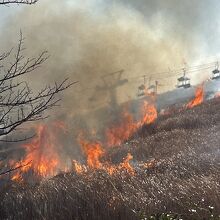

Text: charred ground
xmin=1 ymin=97 xmax=220 ymax=220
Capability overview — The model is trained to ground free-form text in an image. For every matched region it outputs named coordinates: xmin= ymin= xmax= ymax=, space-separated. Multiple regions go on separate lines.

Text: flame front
xmin=118 ymin=153 xmax=134 ymax=175
xmin=139 ymin=101 xmax=158 ymax=126
xmin=10 ymin=99 xmax=158 ymax=182
xmin=72 ymin=160 xmax=87 ymax=174
xmin=11 ymin=124 xmax=67 ymax=181
xmin=106 ymin=111 xmax=138 ymax=146
xmin=187 ymin=86 xmax=204 ymax=108
xmin=106 ymin=101 xmax=157 ymax=146
xmin=79 ymin=135 xmax=104 ymax=169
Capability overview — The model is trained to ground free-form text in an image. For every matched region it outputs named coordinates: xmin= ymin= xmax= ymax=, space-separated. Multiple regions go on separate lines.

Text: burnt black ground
xmin=1 ymin=98 xmax=220 ymax=220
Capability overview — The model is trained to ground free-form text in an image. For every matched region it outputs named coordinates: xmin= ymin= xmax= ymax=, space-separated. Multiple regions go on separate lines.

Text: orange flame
xmin=105 ymin=165 xmax=117 ymax=176
xmin=106 ymin=111 xmax=137 ymax=146
xmin=105 ymin=153 xmax=135 ymax=175
xmin=11 ymin=99 xmax=157 ymax=181
xmin=140 ymin=159 xmax=157 ymax=169
xmin=119 ymin=153 xmax=134 ymax=175
xmin=187 ymin=86 xmax=204 ymax=108
xmin=11 ymin=124 xmax=67 ymax=181
xmin=106 ymin=101 xmax=157 ymax=146
xmin=77 ymin=132 xmax=135 ymax=175
xmin=139 ymin=101 xmax=158 ymax=126
xmin=72 ymin=160 xmax=87 ymax=174
xmin=11 ymin=172 xmax=23 ymax=182
xmin=79 ymin=136 xmax=105 ymax=169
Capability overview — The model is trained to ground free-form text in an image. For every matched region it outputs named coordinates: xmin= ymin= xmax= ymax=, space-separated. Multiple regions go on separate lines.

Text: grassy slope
xmin=1 ymin=98 xmax=220 ymax=219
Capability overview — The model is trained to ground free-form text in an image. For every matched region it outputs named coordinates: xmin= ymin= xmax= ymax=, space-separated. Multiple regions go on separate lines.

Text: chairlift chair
xmin=212 ymin=68 xmax=220 ymax=80
xmin=176 ymin=76 xmax=191 ymax=89
xmin=137 ymin=84 xmax=146 ymax=97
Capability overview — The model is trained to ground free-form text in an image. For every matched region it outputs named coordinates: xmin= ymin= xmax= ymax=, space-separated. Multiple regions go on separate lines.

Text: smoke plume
xmin=0 ymin=0 xmax=218 ymax=136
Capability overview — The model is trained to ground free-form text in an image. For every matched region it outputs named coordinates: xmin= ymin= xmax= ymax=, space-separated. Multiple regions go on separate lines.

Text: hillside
xmin=1 ymin=97 xmax=220 ymax=220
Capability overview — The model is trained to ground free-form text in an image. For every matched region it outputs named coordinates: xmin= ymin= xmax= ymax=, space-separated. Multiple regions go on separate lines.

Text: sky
xmin=0 ymin=0 xmax=219 ymax=60
xmin=0 ymin=0 xmax=220 ymax=113
xmin=1 ymin=0 xmax=220 ymax=167
xmin=1 ymin=0 xmax=220 ymax=62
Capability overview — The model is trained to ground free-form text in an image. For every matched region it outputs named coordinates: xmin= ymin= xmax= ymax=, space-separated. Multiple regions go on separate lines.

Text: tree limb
xmin=0 ymin=0 xmax=37 ymax=5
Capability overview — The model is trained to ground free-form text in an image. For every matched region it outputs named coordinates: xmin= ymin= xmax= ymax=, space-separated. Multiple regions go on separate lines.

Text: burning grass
xmin=1 ymin=90 xmax=220 ymax=219
xmin=186 ymin=85 xmax=204 ymax=109
xmin=106 ymin=101 xmax=157 ymax=146
xmin=9 ymin=123 xmax=70 ymax=182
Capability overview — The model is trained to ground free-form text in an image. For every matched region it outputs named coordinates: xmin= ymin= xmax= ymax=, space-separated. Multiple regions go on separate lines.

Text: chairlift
xmin=177 ymin=76 xmax=191 ymax=88
xmin=211 ymin=62 xmax=220 ymax=80
xmin=137 ymin=84 xmax=146 ymax=97
xmin=176 ymin=69 xmax=191 ymax=89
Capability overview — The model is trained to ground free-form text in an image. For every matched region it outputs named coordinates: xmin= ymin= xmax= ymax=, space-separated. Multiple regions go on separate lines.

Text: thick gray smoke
xmin=0 ymin=0 xmax=219 ymax=168
xmin=0 ymin=0 xmax=218 ymax=133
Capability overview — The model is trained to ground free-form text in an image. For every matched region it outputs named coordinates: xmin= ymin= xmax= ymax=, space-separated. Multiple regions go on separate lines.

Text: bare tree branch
xmin=0 ymin=33 xmax=75 ymax=141
xmin=0 ymin=161 xmax=31 ymax=176
xmin=0 ymin=0 xmax=37 ymax=5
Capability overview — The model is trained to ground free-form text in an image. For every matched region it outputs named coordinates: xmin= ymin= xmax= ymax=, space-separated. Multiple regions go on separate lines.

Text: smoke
xmin=1 ymin=0 xmax=202 ymax=107
xmin=0 ymin=0 xmax=218 ymax=137
xmin=0 ymin=0 xmax=219 ymax=168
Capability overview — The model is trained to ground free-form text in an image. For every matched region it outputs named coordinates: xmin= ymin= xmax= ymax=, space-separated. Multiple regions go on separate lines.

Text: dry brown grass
xmin=1 ymin=98 xmax=220 ymax=220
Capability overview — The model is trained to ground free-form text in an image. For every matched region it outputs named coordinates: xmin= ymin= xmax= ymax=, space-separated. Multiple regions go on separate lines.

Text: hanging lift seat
xmin=212 ymin=69 xmax=220 ymax=80
xmin=177 ymin=76 xmax=191 ymax=89
xmin=137 ymin=84 xmax=145 ymax=97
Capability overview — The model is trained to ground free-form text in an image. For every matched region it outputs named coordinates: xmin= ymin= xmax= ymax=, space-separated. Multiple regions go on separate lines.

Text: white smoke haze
xmin=0 ymin=0 xmax=219 ymax=140
xmin=0 ymin=0 xmax=219 ymax=169
xmin=0 ymin=0 xmax=203 ymax=113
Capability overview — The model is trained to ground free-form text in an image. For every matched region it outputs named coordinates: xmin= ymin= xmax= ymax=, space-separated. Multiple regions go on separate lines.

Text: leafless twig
xmin=0 ymin=32 xmax=75 ymax=140
xmin=0 ymin=0 xmax=37 ymax=5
